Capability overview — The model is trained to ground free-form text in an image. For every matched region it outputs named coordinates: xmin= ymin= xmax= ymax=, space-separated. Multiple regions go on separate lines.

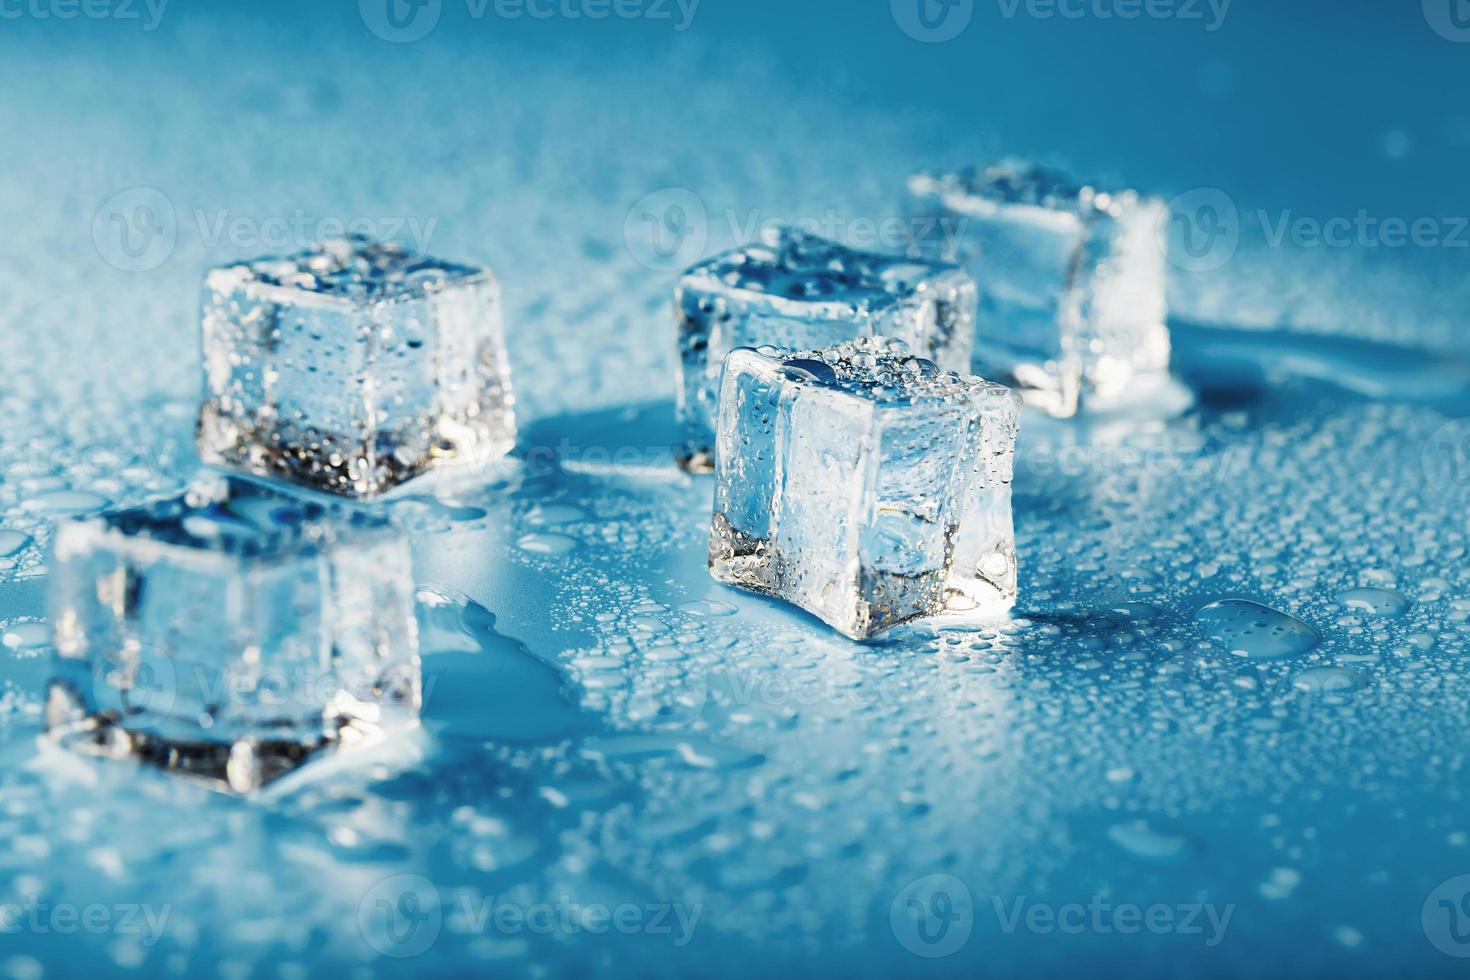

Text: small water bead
xmin=1 ymin=621 xmax=49 ymax=651
xmin=1336 ymin=588 xmax=1410 ymax=618
xmin=28 ymin=490 xmax=109 ymax=516
xmin=1106 ymin=819 xmax=1193 ymax=861
xmin=679 ymin=599 xmax=739 ymax=618
xmin=516 ymin=533 xmax=578 ymax=556
xmin=0 ymin=531 xmax=31 ymax=558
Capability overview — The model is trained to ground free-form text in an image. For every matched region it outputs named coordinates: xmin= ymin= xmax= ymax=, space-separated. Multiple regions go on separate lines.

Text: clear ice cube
xmin=907 ymin=160 xmax=1170 ymax=418
xmin=708 ymin=339 xmax=1020 ymax=641
xmin=198 ymin=236 xmax=516 ymax=498
xmin=675 ymin=226 xmax=977 ymax=473
xmin=45 ymin=474 xmax=421 ymax=793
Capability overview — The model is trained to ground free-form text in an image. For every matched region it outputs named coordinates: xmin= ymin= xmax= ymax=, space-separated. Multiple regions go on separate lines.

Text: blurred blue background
xmin=0 ymin=1 xmax=1467 ymax=977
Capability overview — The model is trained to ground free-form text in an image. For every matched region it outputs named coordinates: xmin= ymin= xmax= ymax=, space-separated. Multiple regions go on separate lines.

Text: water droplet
xmin=416 ymin=588 xmax=601 ymax=743
xmin=30 ymin=490 xmax=109 ymax=516
xmin=1336 ymin=587 xmax=1409 ymax=618
xmin=1106 ymin=819 xmax=1193 ymax=861
xmin=679 ymin=599 xmax=739 ymax=618
xmin=0 ymin=531 xmax=32 ymax=558
xmin=1195 ymin=599 xmax=1319 ymax=660
xmin=2 ymin=621 xmax=49 ymax=651
xmin=516 ymin=533 xmax=577 ymax=556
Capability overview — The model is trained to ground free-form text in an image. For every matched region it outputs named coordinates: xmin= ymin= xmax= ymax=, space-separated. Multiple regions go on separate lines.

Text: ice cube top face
xmin=709 ymin=339 xmax=1020 ymax=641
xmin=198 ymin=236 xmax=516 ymax=500
xmin=675 ymin=226 xmax=976 ymax=473
xmin=907 ymin=160 xmax=1170 ymax=418
xmin=46 ymin=475 xmax=421 ymax=794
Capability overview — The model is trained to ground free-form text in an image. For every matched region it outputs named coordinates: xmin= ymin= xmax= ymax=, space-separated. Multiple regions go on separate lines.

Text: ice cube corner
xmin=675 ymin=225 xmax=977 ymax=473
xmin=907 ymin=160 xmax=1169 ymax=418
xmin=198 ymin=236 xmax=516 ymax=499
xmin=45 ymin=475 xmax=421 ymax=794
xmin=708 ymin=339 xmax=1020 ymax=641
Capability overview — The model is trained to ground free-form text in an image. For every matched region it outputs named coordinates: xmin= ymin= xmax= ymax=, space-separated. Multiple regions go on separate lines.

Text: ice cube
xmin=907 ymin=160 xmax=1170 ymax=417
xmin=45 ymin=474 xmax=421 ymax=794
xmin=708 ymin=339 xmax=1019 ymax=640
xmin=198 ymin=236 xmax=516 ymax=498
xmin=675 ymin=226 xmax=976 ymax=473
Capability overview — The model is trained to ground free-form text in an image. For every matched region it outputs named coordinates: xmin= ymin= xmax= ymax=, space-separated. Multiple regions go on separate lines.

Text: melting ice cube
xmin=197 ymin=235 xmax=516 ymax=498
xmin=708 ymin=338 xmax=1019 ymax=640
xmin=45 ymin=474 xmax=421 ymax=793
xmin=907 ymin=160 xmax=1170 ymax=418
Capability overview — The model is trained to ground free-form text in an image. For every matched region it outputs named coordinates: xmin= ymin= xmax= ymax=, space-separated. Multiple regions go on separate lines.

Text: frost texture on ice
xmin=198 ymin=236 xmax=516 ymax=499
xmin=45 ymin=474 xmax=421 ymax=793
xmin=709 ymin=338 xmax=1019 ymax=640
xmin=676 ymin=226 xmax=976 ymax=472
xmin=907 ymin=160 xmax=1170 ymax=417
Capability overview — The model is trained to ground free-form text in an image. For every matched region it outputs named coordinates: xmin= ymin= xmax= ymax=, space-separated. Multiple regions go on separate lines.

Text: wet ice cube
xmin=675 ymin=225 xmax=976 ymax=473
xmin=708 ymin=339 xmax=1019 ymax=641
xmin=45 ymin=474 xmax=421 ymax=794
xmin=198 ymin=236 xmax=516 ymax=499
xmin=907 ymin=160 xmax=1169 ymax=417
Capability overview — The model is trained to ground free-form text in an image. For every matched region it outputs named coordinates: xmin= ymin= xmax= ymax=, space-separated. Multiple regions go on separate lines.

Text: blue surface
xmin=0 ymin=2 xmax=1468 ymax=977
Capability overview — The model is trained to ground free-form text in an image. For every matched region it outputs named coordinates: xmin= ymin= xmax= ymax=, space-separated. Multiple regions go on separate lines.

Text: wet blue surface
xmin=0 ymin=2 xmax=1468 ymax=977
